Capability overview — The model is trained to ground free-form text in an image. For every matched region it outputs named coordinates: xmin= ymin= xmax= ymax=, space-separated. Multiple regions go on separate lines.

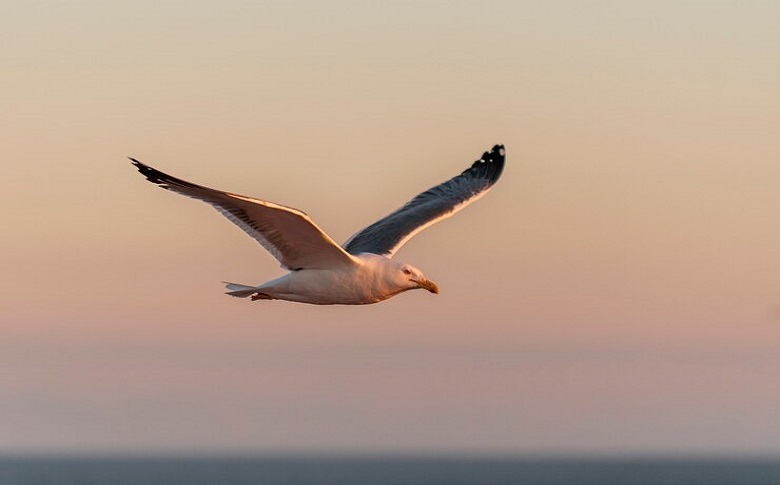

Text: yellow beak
xmin=413 ymin=278 xmax=439 ymax=294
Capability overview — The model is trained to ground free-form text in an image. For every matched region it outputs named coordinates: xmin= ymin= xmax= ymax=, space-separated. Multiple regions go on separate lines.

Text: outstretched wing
xmin=131 ymin=159 xmax=357 ymax=270
xmin=343 ymin=144 xmax=505 ymax=257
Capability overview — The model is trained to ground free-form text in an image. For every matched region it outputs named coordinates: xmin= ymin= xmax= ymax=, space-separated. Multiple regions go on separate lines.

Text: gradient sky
xmin=2 ymin=1 xmax=779 ymax=455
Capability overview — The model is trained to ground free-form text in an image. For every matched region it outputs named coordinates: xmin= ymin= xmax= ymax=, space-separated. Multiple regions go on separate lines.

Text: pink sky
xmin=2 ymin=1 xmax=779 ymax=455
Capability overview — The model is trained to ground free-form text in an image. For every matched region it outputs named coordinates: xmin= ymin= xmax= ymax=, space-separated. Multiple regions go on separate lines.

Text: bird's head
xmin=390 ymin=261 xmax=439 ymax=295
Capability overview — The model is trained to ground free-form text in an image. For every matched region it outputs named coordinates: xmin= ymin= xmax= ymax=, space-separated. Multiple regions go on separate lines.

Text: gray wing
xmin=343 ymin=144 xmax=505 ymax=257
xmin=131 ymin=159 xmax=357 ymax=270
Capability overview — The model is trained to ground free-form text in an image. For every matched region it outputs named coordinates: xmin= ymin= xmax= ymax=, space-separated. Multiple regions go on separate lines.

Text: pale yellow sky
xmin=1 ymin=1 xmax=779 ymax=454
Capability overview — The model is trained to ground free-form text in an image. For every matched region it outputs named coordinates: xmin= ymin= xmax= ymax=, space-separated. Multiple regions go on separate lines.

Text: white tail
xmin=223 ymin=282 xmax=260 ymax=298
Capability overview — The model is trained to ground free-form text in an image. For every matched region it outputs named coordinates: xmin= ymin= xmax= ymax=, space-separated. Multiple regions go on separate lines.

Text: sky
xmin=1 ymin=0 xmax=779 ymax=456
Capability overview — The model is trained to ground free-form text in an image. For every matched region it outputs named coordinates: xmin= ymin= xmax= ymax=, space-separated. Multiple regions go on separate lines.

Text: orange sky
xmin=2 ymin=1 xmax=779 ymax=455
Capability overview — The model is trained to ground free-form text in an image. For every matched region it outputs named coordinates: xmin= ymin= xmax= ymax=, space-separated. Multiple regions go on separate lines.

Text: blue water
xmin=1 ymin=456 xmax=779 ymax=485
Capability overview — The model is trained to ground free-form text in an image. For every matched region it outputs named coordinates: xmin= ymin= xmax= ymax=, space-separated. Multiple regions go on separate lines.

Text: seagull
xmin=131 ymin=144 xmax=505 ymax=305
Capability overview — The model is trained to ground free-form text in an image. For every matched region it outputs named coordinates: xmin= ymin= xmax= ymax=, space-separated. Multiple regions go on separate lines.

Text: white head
xmin=386 ymin=260 xmax=439 ymax=295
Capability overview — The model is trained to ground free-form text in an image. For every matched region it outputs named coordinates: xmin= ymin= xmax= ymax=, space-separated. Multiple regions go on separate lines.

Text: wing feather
xmin=131 ymin=158 xmax=356 ymax=270
xmin=343 ymin=145 xmax=505 ymax=257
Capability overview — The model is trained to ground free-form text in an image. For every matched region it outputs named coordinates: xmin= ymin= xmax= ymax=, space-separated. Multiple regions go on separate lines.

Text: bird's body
xmin=131 ymin=144 xmax=504 ymax=305
xmin=226 ymin=253 xmax=436 ymax=305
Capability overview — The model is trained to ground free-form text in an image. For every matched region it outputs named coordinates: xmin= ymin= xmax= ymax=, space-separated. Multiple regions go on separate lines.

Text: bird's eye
xmin=403 ymin=268 xmax=412 ymax=275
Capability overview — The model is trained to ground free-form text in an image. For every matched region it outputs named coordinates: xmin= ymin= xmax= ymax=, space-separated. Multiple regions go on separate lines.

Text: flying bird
xmin=131 ymin=144 xmax=505 ymax=305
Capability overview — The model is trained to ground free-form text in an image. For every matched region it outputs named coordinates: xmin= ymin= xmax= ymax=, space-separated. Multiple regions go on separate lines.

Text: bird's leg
xmin=251 ymin=292 xmax=272 ymax=301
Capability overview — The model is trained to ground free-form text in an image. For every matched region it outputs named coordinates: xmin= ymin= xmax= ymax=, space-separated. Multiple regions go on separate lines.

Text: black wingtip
xmin=129 ymin=156 xmax=195 ymax=189
xmin=463 ymin=144 xmax=505 ymax=184
xmin=486 ymin=144 xmax=505 ymax=161
xmin=129 ymin=157 xmax=165 ymax=185
xmin=130 ymin=157 xmax=207 ymax=192
xmin=128 ymin=157 xmax=147 ymax=171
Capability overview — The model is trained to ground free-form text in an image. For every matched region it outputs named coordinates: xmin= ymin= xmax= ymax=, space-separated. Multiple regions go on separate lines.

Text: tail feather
xmin=223 ymin=281 xmax=259 ymax=298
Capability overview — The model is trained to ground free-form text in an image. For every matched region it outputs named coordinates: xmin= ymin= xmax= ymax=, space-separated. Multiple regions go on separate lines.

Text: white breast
xmin=257 ymin=255 xmax=397 ymax=305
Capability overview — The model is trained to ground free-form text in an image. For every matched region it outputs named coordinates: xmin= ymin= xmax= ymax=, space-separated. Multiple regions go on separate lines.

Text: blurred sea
xmin=1 ymin=456 xmax=779 ymax=485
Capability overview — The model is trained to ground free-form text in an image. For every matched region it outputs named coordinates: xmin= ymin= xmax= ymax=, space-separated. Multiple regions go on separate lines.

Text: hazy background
xmin=1 ymin=0 xmax=778 ymax=456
